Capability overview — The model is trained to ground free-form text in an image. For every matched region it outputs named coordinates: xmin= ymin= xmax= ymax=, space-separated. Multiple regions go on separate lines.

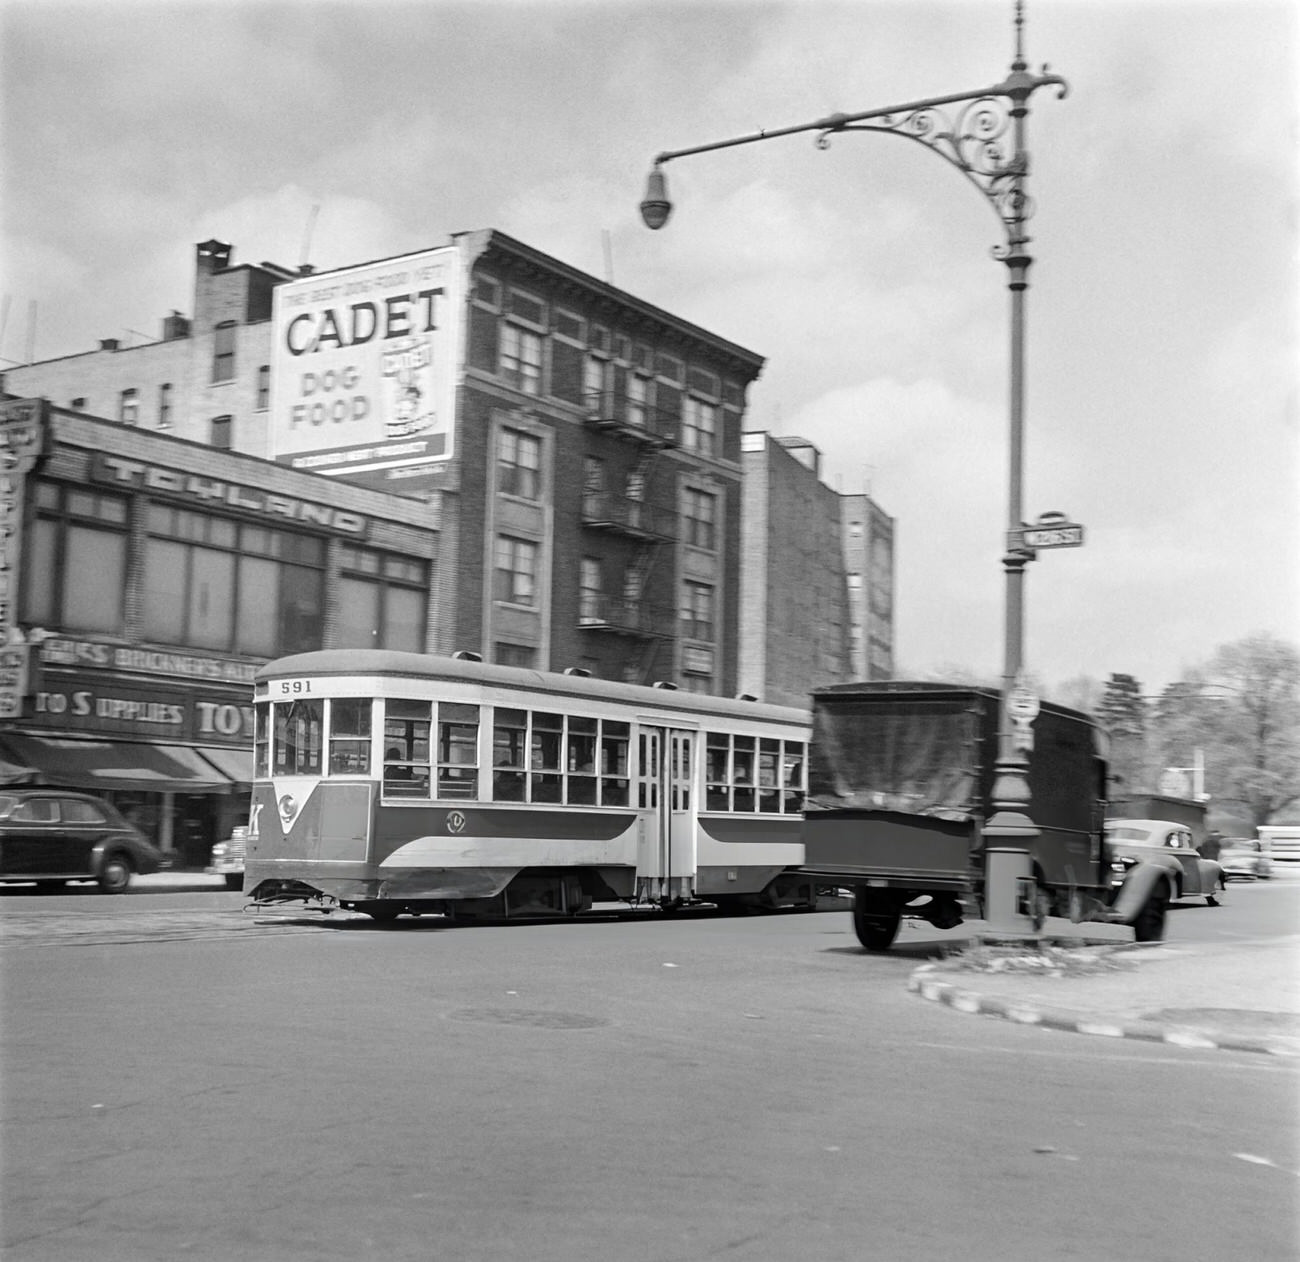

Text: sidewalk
xmin=908 ymin=926 xmax=1300 ymax=1057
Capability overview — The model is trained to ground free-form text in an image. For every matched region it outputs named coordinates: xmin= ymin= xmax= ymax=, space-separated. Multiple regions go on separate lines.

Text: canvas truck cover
xmin=801 ymin=683 xmax=1105 ymax=891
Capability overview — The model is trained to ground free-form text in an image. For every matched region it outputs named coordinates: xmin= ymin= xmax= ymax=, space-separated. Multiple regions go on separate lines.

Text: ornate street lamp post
xmin=641 ymin=3 xmax=1068 ymax=932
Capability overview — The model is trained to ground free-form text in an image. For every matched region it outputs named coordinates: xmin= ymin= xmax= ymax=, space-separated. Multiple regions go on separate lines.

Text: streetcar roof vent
xmin=735 ymin=692 xmax=758 ymax=702
xmin=652 ymin=681 xmax=678 ymax=690
xmin=452 ymin=650 xmax=483 ymax=662
xmin=563 ymin=667 xmax=592 ymax=677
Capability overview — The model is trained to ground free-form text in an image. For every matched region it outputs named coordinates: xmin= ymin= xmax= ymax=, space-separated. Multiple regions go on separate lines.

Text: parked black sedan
xmin=0 ymin=789 xmax=166 ymax=893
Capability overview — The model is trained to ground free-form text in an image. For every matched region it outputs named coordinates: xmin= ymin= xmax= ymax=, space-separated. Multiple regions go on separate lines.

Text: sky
xmin=1 ymin=0 xmax=1296 ymax=697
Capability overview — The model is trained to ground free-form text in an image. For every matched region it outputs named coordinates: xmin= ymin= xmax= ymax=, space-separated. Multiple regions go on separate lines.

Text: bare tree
xmin=1155 ymin=634 xmax=1300 ymax=827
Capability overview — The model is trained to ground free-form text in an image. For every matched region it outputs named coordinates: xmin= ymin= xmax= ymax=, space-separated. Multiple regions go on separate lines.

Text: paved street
xmin=2 ymin=883 xmax=1298 ymax=1262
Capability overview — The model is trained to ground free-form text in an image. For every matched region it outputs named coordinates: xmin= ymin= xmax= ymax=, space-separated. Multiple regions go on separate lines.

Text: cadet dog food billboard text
xmin=269 ymin=246 xmax=461 ymax=494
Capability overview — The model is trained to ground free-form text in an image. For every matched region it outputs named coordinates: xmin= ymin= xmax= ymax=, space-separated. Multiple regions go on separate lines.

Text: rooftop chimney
xmin=161 ymin=310 xmax=191 ymax=341
xmin=196 ymin=239 xmax=233 ymax=273
xmin=99 ymin=338 xmax=120 ymax=352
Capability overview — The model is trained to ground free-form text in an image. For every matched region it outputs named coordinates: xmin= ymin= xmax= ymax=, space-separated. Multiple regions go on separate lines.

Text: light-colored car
xmin=1104 ymin=818 xmax=1227 ymax=906
xmin=205 ymin=825 xmax=247 ymax=891
xmin=1218 ymin=837 xmax=1272 ymax=881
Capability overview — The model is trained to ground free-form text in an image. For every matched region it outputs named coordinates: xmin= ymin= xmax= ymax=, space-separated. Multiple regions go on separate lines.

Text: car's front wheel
xmin=97 ymin=854 xmax=132 ymax=894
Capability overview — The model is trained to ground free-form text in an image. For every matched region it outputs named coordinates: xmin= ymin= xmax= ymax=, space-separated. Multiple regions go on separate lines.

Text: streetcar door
xmin=635 ymin=725 xmax=698 ymax=904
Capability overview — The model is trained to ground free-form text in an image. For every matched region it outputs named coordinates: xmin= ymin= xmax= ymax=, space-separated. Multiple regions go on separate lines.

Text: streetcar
xmin=245 ymin=650 xmax=813 ymax=920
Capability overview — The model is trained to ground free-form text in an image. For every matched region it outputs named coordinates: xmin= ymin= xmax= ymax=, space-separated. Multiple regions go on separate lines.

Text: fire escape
xmin=579 ymin=386 xmax=679 ymax=682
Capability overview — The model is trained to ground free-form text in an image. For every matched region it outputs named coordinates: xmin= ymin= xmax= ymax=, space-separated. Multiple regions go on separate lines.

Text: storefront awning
xmin=195 ymin=745 xmax=253 ymax=786
xmin=0 ymin=735 xmax=235 ymax=794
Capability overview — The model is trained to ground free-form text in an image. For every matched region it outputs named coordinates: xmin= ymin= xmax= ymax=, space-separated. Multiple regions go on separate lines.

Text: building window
xmin=157 ymin=384 xmax=172 ymax=429
xmin=212 ymin=321 xmax=236 ymax=383
xmin=583 ymin=354 xmax=609 ymax=411
xmin=626 ymin=373 xmax=648 ymax=428
xmin=682 ymin=488 xmax=716 ymax=550
xmin=120 ymin=389 xmax=139 ymax=425
xmin=496 ymin=427 xmax=542 ymax=500
xmin=210 ymin=415 xmax=232 ymax=449
xmin=336 ymin=547 xmax=428 ymax=652
xmin=579 ymin=557 xmax=603 ymax=623
xmin=493 ymin=535 xmax=538 ymax=606
xmin=256 ymin=365 xmax=270 ymax=411
xmin=25 ymin=481 xmax=129 ymax=635
xmin=141 ymin=507 xmax=325 ymax=656
xmin=681 ymin=580 xmax=714 ymax=641
xmin=683 ymin=397 xmax=717 ymax=457
xmin=500 ymin=324 xmax=542 ymax=395
xmin=494 ymin=643 xmax=537 ymax=669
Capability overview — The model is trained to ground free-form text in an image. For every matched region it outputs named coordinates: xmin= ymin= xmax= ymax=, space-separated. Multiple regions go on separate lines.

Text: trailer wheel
xmin=1132 ymin=882 xmax=1168 ymax=943
xmin=852 ymin=887 xmax=902 ymax=952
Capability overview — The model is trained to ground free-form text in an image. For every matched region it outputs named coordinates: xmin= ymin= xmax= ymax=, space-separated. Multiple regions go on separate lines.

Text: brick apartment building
xmin=4 ymin=231 xmax=769 ymax=695
xmin=739 ymin=433 xmax=894 ymax=707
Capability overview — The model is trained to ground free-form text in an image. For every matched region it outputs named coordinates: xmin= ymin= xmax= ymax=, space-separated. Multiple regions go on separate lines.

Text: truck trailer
xmin=798 ymin=681 xmax=1170 ymax=950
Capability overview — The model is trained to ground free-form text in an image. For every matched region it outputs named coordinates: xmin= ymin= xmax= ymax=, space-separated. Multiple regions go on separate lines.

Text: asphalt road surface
xmin=2 ymin=880 xmax=1297 ymax=1262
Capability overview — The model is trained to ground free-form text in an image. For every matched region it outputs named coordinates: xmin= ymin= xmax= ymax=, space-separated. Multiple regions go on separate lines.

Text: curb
xmin=907 ymin=964 xmax=1300 ymax=1058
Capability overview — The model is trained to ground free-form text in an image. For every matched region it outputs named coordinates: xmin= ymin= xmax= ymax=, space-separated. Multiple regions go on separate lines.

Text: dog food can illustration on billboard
xmin=269 ymin=244 xmax=462 ymax=494
xmin=382 ymin=337 xmax=434 ymax=439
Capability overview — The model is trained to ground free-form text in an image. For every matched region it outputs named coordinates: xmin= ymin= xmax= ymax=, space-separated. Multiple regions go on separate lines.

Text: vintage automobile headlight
xmin=1109 ymin=855 xmax=1140 ymax=874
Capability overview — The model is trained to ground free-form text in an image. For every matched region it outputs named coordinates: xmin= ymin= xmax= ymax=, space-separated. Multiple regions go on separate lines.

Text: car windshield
xmin=1106 ymin=826 xmax=1153 ymax=841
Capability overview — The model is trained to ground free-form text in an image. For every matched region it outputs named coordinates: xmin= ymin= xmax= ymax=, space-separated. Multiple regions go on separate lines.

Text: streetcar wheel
xmin=1132 ymin=883 xmax=1168 ymax=942
xmin=97 ymin=854 xmax=132 ymax=894
xmin=852 ymin=887 xmax=901 ymax=953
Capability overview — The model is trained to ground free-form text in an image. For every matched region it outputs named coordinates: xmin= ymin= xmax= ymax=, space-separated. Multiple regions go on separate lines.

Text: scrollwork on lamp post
xmin=640 ymin=2 xmax=1068 ymax=929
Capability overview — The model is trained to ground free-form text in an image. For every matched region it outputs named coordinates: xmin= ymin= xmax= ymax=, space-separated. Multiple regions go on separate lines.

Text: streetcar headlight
xmin=278 ymin=793 xmax=298 ymax=823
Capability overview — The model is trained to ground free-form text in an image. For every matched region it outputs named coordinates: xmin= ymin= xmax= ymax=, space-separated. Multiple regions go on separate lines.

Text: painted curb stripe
xmin=908 ymin=968 xmax=1300 ymax=1058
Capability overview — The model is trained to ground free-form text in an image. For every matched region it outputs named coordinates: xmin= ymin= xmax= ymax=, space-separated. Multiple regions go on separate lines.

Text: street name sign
xmin=1021 ymin=523 xmax=1084 ymax=548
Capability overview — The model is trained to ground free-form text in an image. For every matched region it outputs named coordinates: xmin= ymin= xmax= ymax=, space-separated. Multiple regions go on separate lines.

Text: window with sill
xmin=493 ymin=535 xmax=539 ymax=606
xmin=213 ymin=321 xmax=236 ymax=382
xmin=496 ymin=427 xmax=542 ymax=500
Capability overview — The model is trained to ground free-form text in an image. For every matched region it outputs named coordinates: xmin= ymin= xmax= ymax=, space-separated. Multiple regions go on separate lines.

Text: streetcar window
xmin=274 ymin=699 xmax=324 ymax=775
xmin=783 ymin=743 xmax=806 ymax=813
xmin=705 ymin=733 xmax=729 ymax=811
xmin=254 ymin=702 xmax=270 ymax=778
xmin=732 ymin=736 xmax=756 ymax=812
xmin=438 ymin=703 xmax=479 ymax=799
xmin=567 ymin=715 xmax=598 ymax=805
xmin=492 ymin=707 xmax=527 ymax=801
xmin=531 ymin=711 xmax=563 ymax=803
xmin=600 ymin=721 xmax=629 ymax=807
xmin=758 ymin=739 xmax=781 ymax=813
xmin=329 ymin=698 xmax=372 ymax=775
xmin=384 ymin=699 xmax=431 ymax=797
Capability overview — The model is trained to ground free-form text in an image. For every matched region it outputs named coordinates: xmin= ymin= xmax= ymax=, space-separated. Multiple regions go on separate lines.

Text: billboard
xmin=269 ymin=246 xmax=462 ymax=494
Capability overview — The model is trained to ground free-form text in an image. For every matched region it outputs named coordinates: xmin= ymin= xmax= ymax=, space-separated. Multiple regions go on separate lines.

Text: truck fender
xmin=1108 ymin=862 xmax=1171 ymax=924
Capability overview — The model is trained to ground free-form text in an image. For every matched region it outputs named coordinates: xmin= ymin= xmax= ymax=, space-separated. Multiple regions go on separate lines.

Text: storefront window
xmin=142 ymin=506 xmax=325 ymax=656
xmin=26 ymin=482 xmax=128 ymax=635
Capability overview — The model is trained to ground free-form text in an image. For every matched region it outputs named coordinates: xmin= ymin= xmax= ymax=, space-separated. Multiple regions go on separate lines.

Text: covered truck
xmin=798 ymin=681 xmax=1170 ymax=950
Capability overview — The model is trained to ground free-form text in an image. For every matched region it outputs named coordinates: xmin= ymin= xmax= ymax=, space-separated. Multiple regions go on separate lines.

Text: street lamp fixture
xmin=639 ymin=1 xmax=1069 ymax=931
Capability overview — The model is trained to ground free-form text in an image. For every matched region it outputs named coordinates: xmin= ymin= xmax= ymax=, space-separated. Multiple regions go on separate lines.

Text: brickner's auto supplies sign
xmin=269 ymin=246 xmax=461 ymax=492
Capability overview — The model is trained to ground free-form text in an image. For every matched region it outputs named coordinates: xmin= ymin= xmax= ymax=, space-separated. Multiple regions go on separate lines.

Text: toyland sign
xmin=269 ymin=246 xmax=462 ymax=494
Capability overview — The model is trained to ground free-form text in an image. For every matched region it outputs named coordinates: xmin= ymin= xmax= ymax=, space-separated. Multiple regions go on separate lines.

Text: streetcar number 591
xmin=276 ymin=679 xmax=313 ymax=695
